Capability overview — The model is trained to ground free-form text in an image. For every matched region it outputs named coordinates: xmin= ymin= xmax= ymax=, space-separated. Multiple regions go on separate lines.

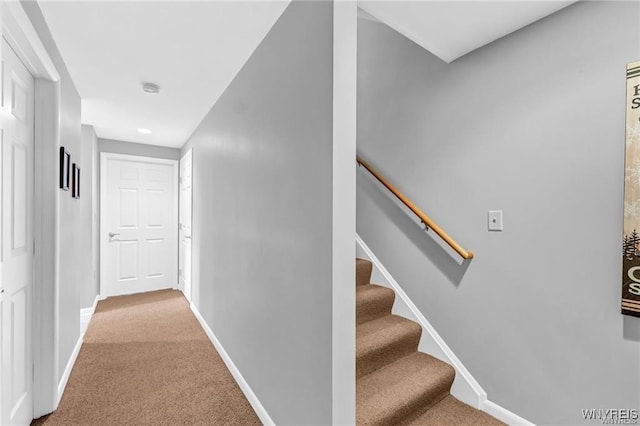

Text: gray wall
xmin=356 ymin=2 xmax=640 ymax=424
xmin=81 ymin=125 xmax=98 ymax=308
xmin=181 ymin=1 xmax=333 ymax=424
xmin=22 ymin=1 xmax=84 ymax=383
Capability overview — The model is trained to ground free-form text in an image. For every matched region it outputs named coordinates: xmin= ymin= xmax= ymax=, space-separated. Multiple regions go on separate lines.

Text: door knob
xmin=0 ymin=288 xmax=4 ymax=294
xmin=108 ymin=232 xmax=120 ymax=238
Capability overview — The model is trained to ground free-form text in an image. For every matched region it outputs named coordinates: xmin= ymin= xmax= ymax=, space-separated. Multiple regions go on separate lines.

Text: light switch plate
xmin=488 ymin=210 xmax=503 ymax=231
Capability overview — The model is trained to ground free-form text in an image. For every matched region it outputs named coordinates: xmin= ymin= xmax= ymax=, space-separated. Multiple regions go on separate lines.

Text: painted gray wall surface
xmin=81 ymin=125 xmax=98 ymax=308
xmin=356 ymin=2 xmax=640 ymax=424
xmin=22 ymin=1 xmax=84 ymax=382
xmin=181 ymin=2 xmax=333 ymax=424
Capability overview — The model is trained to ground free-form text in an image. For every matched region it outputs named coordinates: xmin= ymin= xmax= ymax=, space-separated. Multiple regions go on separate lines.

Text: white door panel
xmin=1 ymin=37 xmax=34 ymax=426
xmin=102 ymin=156 xmax=178 ymax=297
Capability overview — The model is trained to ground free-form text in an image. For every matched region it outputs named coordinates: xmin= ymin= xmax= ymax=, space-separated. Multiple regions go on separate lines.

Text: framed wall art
xmin=60 ymin=147 xmax=70 ymax=190
xmin=622 ymin=60 xmax=640 ymax=318
xmin=72 ymin=163 xmax=80 ymax=199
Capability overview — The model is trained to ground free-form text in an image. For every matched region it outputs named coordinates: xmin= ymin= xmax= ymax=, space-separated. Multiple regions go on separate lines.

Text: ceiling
xmin=38 ymin=1 xmax=290 ymax=148
xmin=39 ymin=1 xmax=576 ymax=149
xmin=358 ymin=1 xmax=577 ymax=64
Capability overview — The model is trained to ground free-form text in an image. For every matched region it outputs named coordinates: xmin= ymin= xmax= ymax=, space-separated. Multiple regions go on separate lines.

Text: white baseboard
xmin=356 ymin=234 xmax=532 ymax=425
xmin=80 ymin=295 xmax=100 ymax=337
xmin=189 ymin=302 xmax=275 ymax=426
xmin=57 ymin=336 xmax=82 ymax=406
xmin=481 ymin=400 xmax=535 ymax=425
xmin=61 ymin=296 xmax=100 ymax=406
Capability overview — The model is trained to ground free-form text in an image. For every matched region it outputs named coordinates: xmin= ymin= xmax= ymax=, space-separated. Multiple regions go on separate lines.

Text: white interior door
xmin=101 ymin=154 xmax=178 ymax=298
xmin=0 ymin=37 xmax=35 ymax=426
xmin=179 ymin=150 xmax=192 ymax=302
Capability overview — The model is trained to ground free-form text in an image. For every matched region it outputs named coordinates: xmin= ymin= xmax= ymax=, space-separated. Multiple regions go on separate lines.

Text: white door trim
xmin=100 ymin=152 xmax=179 ymax=298
xmin=2 ymin=2 xmax=59 ymax=82
xmin=179 ymin=148 xmax=193 ymax=301
xmin=1 ymin=1 xmax=62 ymax=419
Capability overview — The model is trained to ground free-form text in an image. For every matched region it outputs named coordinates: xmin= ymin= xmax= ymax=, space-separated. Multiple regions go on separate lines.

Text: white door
xmin=179 ymin=150 xmax=192 ymax=302
xmin=101 ymin=154 xmax=178 ymax=298
xmin=0 ymin=37 xmax=35 ymax=426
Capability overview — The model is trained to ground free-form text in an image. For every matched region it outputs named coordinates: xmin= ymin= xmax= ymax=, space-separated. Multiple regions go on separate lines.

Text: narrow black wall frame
xmin=72 ymin=163 xmax=80 ymax=199
xmin=60 ymin=147 xmax=70 ymax=190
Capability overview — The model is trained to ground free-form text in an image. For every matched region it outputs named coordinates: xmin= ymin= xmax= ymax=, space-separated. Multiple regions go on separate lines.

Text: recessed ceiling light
xmin=142 ymin=82 xmax=160 ymax=94
xmin=137 ymin=128 xmax=152 ymax=134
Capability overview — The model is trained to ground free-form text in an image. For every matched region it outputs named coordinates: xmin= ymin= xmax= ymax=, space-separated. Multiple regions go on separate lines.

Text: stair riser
xmin=357 ymin=291 xmax=395 ymax=325
xmin=357 ymin=329 xmax=421 ymax=378
xmin=356 ymin=259 xmax=372 ymax=287
xmin=358 ymin=390 xmax=451 ymax=426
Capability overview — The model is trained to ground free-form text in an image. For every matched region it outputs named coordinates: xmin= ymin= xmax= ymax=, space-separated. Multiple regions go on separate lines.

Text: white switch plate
xmin=488 ymin=210 xmax=503 ymax=231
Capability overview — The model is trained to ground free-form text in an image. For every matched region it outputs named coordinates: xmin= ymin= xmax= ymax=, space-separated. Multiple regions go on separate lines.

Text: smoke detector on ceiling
xmin=142 ymin=82 xmax=160 ymax=94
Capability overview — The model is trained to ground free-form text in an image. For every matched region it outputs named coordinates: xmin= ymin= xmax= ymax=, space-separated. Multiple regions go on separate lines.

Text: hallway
xmin=33 ymin=290 xmax=260 ymax=425
xmin=2 ymin=1 xmax=637 ymax=424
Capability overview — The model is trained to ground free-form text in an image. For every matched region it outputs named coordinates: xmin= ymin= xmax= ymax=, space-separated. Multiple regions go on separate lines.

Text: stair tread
xmin=356 ymin=258 xmax=373 ymax=287
xmin=356 ymin=284 xmax=395 ymax=304
xmin=357 ymin=352 xmax=455 ymax=426
xmin=357 ymin=315 xmax=422 ymax=378
xmin=405 ymin=395 xmax=504 ymax=426
xmin=356 ymin=284 xmax=395 ymax=324
xmin=357 ymin=314 xmax=422 ymax=351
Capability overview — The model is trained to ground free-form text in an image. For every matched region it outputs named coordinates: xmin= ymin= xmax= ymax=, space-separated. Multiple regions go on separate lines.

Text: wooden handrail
xmin=356 ymin=156 xmax=474 ymax=260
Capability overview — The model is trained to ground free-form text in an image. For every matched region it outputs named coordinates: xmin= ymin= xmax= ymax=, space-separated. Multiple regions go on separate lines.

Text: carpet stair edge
xmin=357 ymin=314 xmax=422 ymax=378
xmin=404 ymin=394 xmax=505 ymax=426
xmin=356 ymin=284 xmax=396 ymax=325
xmin=356 ymin=258 xmax=373 ymax=287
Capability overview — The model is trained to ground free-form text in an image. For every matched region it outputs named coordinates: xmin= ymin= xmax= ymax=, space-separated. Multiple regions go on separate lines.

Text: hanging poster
xmin=623 ymin=60 xmax=640 ymax=318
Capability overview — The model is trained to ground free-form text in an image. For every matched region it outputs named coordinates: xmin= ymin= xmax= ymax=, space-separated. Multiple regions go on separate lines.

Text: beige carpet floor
xmin=33 ymin=289 xmax=260 ymax=426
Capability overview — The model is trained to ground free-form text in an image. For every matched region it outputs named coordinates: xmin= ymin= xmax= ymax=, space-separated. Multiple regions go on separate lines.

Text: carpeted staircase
xmin=356 ymin=258 xmax=504 ymax=426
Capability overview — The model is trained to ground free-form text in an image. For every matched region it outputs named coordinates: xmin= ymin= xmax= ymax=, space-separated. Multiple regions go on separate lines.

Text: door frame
xmin=1 ymin=1 xmax=62 ymax=419
xmin=179 ymin=148 xmax=193 ymax=302
xmin=100 ymin=152 xmax=179 ymax=298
